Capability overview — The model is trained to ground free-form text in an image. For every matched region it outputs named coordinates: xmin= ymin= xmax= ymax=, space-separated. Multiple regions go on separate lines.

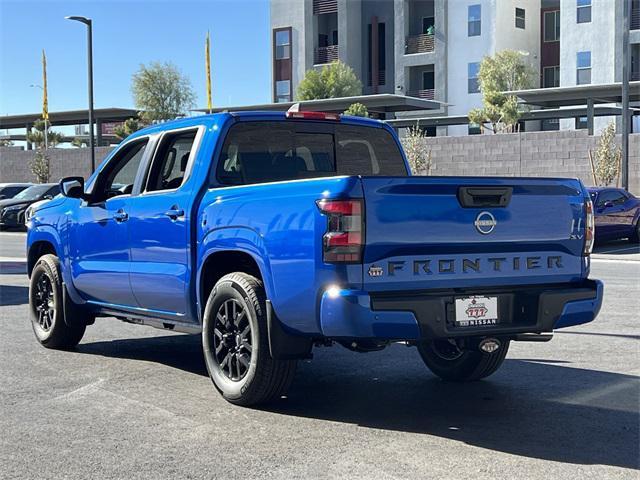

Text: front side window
xmin=468 ymin=62 xmax=480 ymax=93
xmin=577 ymin=51 xmax=591 ymax=85
xmin=93 ymin=139 xmax=148 ymax=201
xmin=597 ymin=190 xmax=627 ymax=207
xmin=577 ymin=0 xmax=591 ymax=23
xmin=544 ymin=10 xmax=560 ymax=41
xmin=515 ymin=8 xmax=525 ymax=29
xmin=468 ymin=5 xmax=481 ymax=36
xmin=275 ymin=29 xmax=291 ymax=60
xmin=543 ymin=66 xmax=560 ymax=88
xmin=216 ymin=122 xmax=406 ymax=186
xmin=145 ymin=130 xmax=197 ymax=192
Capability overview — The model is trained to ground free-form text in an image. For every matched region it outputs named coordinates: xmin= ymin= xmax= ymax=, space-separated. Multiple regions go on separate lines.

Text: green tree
xmin=297 ymin=61 xmax=362 ymax=100
xmin=132 ymin=61 xmax=196 ymax=123
xmin=30 ymin=150 xmax=50 ymax=183
xmin=343 ymin=102 xmax=369 ymax=117
xmin=468 ymin=50 xmax=536 ymax=134
xmin=26 ymin=119 xmax=64 ymax=148
xmin=0 ymin=139 xmax=13 ymax=147
xmin=113 ymin=117 xmax=144 ymax=141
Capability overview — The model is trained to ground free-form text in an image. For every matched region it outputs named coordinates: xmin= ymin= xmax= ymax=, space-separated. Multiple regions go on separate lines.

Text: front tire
xmin=29 ymin=254 xmax=87 ymax=349
xmin=417 ymin=338 xmax=509 ymax=382
xmin=202 ymin=273 xmax=297 ymax=406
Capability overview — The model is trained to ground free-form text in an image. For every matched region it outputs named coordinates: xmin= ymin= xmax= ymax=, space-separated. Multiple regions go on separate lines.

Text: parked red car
xmin=588 ymin=187 xmax=640 ymax=244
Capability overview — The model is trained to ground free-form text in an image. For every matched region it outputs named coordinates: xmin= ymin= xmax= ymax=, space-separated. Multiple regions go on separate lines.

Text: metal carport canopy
xmin=504 ymin=82 xmax=640 ymax=107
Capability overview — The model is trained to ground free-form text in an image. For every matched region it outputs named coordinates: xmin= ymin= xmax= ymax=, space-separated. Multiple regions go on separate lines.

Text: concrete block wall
xmin=0 ymin=131 xmax=638 ymax=194
xmin=0 ymin=147 xmax=114 ymax=183
xmin=421 ymin=130 xmax=640 ymax=194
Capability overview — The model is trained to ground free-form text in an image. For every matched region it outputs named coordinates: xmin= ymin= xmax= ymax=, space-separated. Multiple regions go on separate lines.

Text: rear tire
xmin=29 ymin=254 xmax=88 ymax=349
xmin=417 ymin=338 xmax=509 ymax=382
xmin=202 ymin=272 xmax=297 ymax=406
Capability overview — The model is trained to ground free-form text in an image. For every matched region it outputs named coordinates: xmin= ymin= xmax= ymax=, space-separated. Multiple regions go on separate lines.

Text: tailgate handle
xmin=457 ymin=187 xmax=513 ymax=208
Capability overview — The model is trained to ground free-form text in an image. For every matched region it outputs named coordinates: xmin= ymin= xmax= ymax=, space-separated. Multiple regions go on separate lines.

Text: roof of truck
xmin=128 ymin=111 xmax=385 ymax=139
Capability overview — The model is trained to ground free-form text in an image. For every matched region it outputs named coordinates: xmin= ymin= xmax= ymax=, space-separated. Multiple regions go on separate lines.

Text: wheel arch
xmin=27 ymin=239 xmax=58 ymax=277
xmin=197 ymin=248 xmax=274 ymax=320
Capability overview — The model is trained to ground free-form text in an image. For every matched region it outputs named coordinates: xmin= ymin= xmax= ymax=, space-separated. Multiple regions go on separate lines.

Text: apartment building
xmin=270 ymin=0 xmax=639 ymax=136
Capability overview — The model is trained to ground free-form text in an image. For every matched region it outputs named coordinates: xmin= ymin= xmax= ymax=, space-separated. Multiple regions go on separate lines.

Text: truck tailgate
xmin=360 ymin=176 xmax=587 ymax=292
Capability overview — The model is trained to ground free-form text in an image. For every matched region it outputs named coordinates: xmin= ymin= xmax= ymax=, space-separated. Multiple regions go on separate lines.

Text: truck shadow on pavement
xmin=77 ymin=334 xmax=639 ymax=470
xmin=0 ymin=285 xmax=28 ymax=306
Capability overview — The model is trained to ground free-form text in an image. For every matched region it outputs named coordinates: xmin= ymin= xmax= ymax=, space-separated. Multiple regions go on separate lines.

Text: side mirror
xmin=43 ymin=195 xmax=53 ymax=200
xmin=603 ymin=201 xmax=614 ymax=209
xmin=0 ymin=195 xmax=5 ymax=200
xmin=60 ymin=176 xmax=85 ymax=199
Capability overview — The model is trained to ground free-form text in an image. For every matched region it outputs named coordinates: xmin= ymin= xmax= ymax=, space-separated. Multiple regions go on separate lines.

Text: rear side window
xmin=216 ymin=121 xmax=406 ymax=186
xmin=146 ymin=130 xmax=198 ymax=192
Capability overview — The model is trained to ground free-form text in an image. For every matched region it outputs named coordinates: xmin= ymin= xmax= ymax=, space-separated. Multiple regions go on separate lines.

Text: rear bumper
xmin=319 ymin=280 xmax=603 ymax=340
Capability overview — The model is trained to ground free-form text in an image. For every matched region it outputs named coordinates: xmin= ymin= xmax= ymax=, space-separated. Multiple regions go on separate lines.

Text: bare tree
xmin=401 ymin=124 xmax=433 ymax=175
xmin=589 ymin=122 xmax=622 ymax=186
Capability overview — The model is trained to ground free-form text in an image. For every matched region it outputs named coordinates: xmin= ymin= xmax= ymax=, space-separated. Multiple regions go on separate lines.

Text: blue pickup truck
xmin=26 ymin=111 xmax=603 ymax=405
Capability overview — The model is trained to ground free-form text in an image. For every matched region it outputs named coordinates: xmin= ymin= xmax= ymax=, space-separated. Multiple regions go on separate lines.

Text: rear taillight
xmin=286 ymin=111 xmax=341 ymax=121
xmin=316 ymin=199 xmax=363 ymax=263
xmin=584 ymin=198 xmax=595 ymax=256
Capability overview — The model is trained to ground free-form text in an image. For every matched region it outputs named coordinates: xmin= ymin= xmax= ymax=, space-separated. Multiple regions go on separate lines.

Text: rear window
xmin=216 ymin=121 xmax=407 ymax=185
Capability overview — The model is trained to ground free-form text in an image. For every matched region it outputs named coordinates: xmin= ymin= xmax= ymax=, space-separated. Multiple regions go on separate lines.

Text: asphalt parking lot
xmin=1 ymin=231 xmax=638 ymax=479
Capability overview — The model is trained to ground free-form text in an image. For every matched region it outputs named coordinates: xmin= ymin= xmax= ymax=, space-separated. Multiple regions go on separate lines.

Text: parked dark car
xmin=0 ymin=183 xmax=32 ymax=199
xmin=0 ymin=183 xmax=59 ymax=230
xmin=588 ymin=187 xmax=640 ymax=244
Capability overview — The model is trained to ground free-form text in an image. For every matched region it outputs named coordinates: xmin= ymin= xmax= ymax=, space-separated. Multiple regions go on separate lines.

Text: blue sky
xmin=0 ymin=0 xmax=271 ymax=116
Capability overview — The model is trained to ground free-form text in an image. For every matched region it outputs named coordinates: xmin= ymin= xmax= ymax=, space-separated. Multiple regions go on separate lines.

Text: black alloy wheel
xmin=212 ymin=298 xmax=253 ymax=381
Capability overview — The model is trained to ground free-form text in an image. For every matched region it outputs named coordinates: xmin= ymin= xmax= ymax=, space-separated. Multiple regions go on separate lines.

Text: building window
xmin=275 ymin=29 xmax=291 ymax=60
xmin=468 ymin=5 xmax=481 ymax=36
xmin=576 ymin=51 xmax=591 ymax=85
xmin=542 ymin=118 xmax=560 ymax=131
xmin=515 ymin=8 xmax=526 ymax=29
xmin=468 ymin=62 xmax=480 ymax=93
xmin=544 ymin=10 xmax=560 ymax=41
xmin=275 ymin=80 xmax=291 ymax=103
xmin=576 ymin=116 xmax=588 ymax=129
xmin=423 ymin=71 xmax=435 ymax=90
xmin=543 ymin=66 xmax=560 ymax=88
xmin=367 ymin=22 xmax=386 ymax=87
xmin=468 ymin=123 xmax=481 ymax=135
xmin=422 ymin=16 xmax=435 ymax=35
xmin=577 ymin=0 xmax=591 ymax=23
xmin=273 ymin=27 xmax=292 ymax=102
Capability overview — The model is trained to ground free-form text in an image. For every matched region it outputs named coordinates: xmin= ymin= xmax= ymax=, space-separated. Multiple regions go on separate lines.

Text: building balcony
xmin=313 ymin=0 xmax=337 ymax=15
xmin=407 ymin=89 xmax=435 ymax=100
xmin=315 ymin=45 xmax=339 ymax=64
xmin=405 ymin=34 xmax=435 ymax=55
xmin=632 ymin=10 xmax=640 ymax=30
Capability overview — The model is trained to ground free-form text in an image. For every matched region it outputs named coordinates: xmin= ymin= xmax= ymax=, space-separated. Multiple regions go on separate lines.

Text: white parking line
xmin=591 ymin=257 xmax=640 ymax=263
xmin=596 ymin=246 xmax=640 ymax=254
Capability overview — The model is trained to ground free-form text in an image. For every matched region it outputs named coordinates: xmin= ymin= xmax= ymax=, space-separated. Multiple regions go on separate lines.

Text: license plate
xmin=454 ymin=296 xmax=499 ymax=327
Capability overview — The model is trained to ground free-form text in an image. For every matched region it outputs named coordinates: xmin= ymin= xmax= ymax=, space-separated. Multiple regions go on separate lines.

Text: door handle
xmin=113 ymin=209 xmax=129 ymax=222
xmin=164 ymin=206 xmax=185 ymax=220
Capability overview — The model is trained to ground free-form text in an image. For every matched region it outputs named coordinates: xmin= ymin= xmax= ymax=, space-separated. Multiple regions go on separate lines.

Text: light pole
xmin=621 ymin=0 xmax=630 ymax=191
xmin=65 ymin=15 xmax=95 ymax=172
xmin=29 ymin=84 xmax=48 ymax=150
